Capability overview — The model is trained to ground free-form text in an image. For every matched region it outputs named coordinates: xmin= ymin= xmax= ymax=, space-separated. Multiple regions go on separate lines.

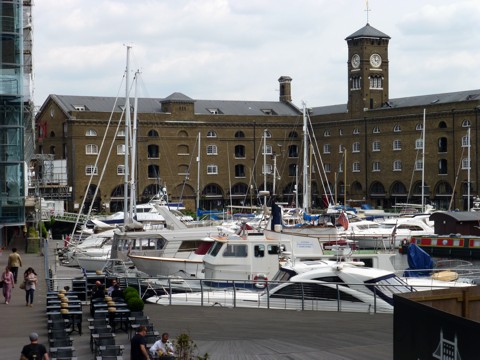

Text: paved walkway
xmin=0 ymin=239 xmax=394 ymax=359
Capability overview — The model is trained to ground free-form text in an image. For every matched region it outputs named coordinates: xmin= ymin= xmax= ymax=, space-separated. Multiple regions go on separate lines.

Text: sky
xmin=33 ymin=0 xmax=480 ymax=110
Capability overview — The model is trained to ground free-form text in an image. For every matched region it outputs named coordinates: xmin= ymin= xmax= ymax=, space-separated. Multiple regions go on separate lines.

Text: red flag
xmin=338 ymin=211 xmax=349 ymax=230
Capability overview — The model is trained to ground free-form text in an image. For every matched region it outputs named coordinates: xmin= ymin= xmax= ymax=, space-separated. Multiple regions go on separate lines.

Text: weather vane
xmin=365 ymin=0 xmax=371 ymax=24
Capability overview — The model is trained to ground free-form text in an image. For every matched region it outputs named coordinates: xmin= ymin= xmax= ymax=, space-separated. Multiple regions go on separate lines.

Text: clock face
xmin=351 ymin=54 xmax=360 ymax=69
xmin=370 ymin=53 xmax=382 ymax=68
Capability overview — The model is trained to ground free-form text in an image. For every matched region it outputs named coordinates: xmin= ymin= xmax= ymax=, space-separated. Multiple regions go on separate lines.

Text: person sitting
xmin=149 ymin=332 xmax=175 ymax=359
xmin=91 ymin=281 xmax=105 ymax=300
xmin=107 ymin=279 xmax=118 ymax=296
xmin=111 ymin=283 xmax=124 ymax=299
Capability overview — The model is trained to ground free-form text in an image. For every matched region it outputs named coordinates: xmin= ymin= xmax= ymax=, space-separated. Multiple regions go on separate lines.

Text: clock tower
xmin=345 ymin=23 xmax=390 ymax=117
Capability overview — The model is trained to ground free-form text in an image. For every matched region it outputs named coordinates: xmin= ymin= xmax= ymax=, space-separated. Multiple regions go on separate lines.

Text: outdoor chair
xmin=50 ymin=337 xmax=74 ymax=348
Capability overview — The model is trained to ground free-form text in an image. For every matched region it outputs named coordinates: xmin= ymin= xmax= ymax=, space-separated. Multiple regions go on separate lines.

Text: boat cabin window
xmin=267 ymin=244 xmax=282 ymax=255
xmin=313 ymin=276 xmax=346 ymax=285
xmin=194 ymin=241 xmax=214 ymax=255
xmin=133 ymin=238 xmax=165 ymax=250
xmin=178 ymin=240 xmax=203 ymax=252
xmin=270 ymin=268 xmax=296 ymax=282
xmin=254 ymin=245 xmax=265 ymax=258
xmin=208 ymin=241 xmax=223 ymax=257
xmin=271 ymin=283 xmax=363 ymax=303
xmin=364 ymin=274 xmax=413 ymax=304
xmin=223 ymin=244 xmax=247 ymax=257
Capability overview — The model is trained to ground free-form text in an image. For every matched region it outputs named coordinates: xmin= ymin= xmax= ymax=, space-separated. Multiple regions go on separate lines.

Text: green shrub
xmin=123 ymin=286 xmax=139 ymax=299
xmin=127 ymin=296 xmax=144 ymax=312
xmin=175 ymin=332 xmax=209 ymax=360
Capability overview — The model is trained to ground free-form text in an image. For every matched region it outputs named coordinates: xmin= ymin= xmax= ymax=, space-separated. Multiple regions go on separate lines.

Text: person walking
xmin=23 ymin=267 xmax=38 ymax=307
xmin=7 ymin=247 xmax=22 ymax=283
xmin=1 ymin=266 xmax=14 ymax=304
xmin=130 ymin=325 xmax=150 ymax=360
xmin=20 ymin=332 xmax=49 ymax=360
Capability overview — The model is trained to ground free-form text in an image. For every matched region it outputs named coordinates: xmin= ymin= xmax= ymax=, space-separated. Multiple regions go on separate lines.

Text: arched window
xmin=353 ymin=128 xmax=360 ymax=135
xmin=416 ymin=123 xmax=423 ymax=131
xmin=235 ymin=131 xmax=245 ymax=138
xmin=117 ymin=129 xmax=125 ymax=137
xmin=178 ymin=130 xmax=188 ymax=137
xmin=393 ymin=124 xmax=401 ymax=132
xmin=462 ymin=119 xmax=471 ymax=127
xmin=323 ymin=130 xmax=331 ymax=137
xmin=86 ymin=129 xmax=97 ymax=137
xmin=288 ymin=131 xmax=298 ymax=138
xmin=148 ymin=129 xmax=159 ymax=137
xmin=372 ymin=126 xmax=380 ymax=134
xmin=50 ymin=131 xmax=55 ymax=137
xmin=148 ymin=144 xmax=159 ymax=158
xmin=438 ymin=121 xmax=447 ymax=129
xmin=264 ymin=130 xmax=272 ymax=138
xmin=207 ymin=130 xmax=217 ymax=138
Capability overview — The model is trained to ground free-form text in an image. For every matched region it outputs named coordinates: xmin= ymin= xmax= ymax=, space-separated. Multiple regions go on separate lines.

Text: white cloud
xmin=32 ymin=0 xmax=480 ymax=108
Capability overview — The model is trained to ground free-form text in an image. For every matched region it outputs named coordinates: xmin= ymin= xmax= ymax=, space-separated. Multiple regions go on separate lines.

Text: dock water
xmin=0 ymin=239 xmax=393 ymax=359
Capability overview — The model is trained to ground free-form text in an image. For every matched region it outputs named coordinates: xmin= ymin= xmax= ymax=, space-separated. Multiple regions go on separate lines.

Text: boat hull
xmin=412 ymin=235 xmax=480 ymax=259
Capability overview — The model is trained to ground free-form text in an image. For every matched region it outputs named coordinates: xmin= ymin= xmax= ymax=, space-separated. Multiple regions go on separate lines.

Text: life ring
xmin=253 ymin=274 xmax=268 ymax=289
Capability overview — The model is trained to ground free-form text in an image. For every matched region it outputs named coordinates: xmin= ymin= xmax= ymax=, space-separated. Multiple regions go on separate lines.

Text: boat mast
xmin=467 ymin=126 xmax=471 ymax=211
xmin=130 ymin=70 xmax=139 ymax=219
xmin=421 ymin=108 xmax=426 ymax=213
xmin=124 ymin=46 xmax=131 ymax=224
xmin=196 ymin=132 xmax=201 ymax=220
xmin=302 ymin=102 xmax=308 ymax=212
xmin=263 ymin=129 xmax=267 ymax=206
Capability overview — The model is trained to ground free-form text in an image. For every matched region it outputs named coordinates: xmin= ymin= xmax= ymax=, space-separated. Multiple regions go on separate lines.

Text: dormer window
xmin=261 ymin=109 xmax=276 ymax=115
xmin=73 ymin=105 xmax=86 ymax=111
xmin=207 ymin=108 xmax=221 ymax=114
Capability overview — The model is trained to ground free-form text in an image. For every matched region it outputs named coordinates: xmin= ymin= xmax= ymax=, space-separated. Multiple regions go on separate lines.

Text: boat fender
xmin=253 ymin=274 xmax=268 ymax=289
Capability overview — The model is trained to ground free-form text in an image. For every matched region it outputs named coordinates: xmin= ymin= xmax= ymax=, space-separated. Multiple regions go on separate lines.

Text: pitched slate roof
xmin=48 ymin=94 xmax=301 ymax=117
xmin=309 ymin=89 xmax=480 ymax=116
xmin=345 ymin=23 xmax=391 ymax=40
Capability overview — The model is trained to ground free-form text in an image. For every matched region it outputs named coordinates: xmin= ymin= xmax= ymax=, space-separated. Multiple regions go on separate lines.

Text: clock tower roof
xmin=345 ymin=23 xmax=390 ymax=41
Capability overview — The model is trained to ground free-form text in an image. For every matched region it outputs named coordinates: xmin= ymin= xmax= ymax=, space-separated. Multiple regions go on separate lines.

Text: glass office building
xmin=0 ymin=0 xmax=25 ymax=232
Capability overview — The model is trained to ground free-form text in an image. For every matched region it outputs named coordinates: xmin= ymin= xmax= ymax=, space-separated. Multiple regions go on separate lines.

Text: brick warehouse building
xmin=34 ymin=22 xmax=480 ymax=214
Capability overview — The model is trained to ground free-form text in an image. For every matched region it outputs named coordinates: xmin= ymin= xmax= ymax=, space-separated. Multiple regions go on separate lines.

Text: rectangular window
xmin=323 ymin=144 xmax=331 ymax=154
xmin=352 ymin=142 xmax=360 ymax=153
xmin=462 ymin=158 xmax=471 ymax=170
xmin=86 ymin=144 xmax=98 ymax=155
xmin=393 ymin=160 xmax=402 ymax=171
xmin=117 ymin=165 xmax=125 ymax=175
xmin=372 ymin=141 xmax=380 ymax=152
xmin=85 ymin=165 xmax=98 ymax=175
xmin=415 ymin=139 xmax=423 ymax=149
xmin=117 ymin=144 xmax=126 ymax=155
xmin=393 ymin=140 xmax=402 ymax=151
xmin=207 ymin=165 xmax=218 ymax=175
xmin=324 ymin=163 xmax=331 ymax=173
xmin=352 ymin=162 xmax=360 ymax=172
xmin=262 ymin=164 xmax=273 ymax=175
xmin=207 ymin=145 xmax=218 ymax=155
xmin=415 ymin=160 xmax=423 ymax=171
xmin=372 ymin=161 xmax=380 ymax=172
